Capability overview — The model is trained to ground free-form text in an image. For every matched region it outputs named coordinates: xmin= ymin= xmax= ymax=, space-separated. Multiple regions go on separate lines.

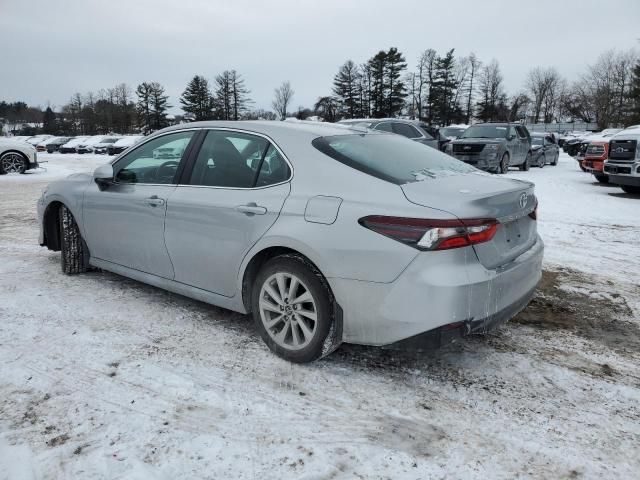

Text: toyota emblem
xmin=519 ymin=192 xmax=528 ymax=209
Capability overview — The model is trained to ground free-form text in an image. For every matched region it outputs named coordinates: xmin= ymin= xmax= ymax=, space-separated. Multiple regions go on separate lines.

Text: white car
xmin=108 ymin=135 xmax=145 ymax=155
xmin=0 ymin=138 xmax=39 ymax=174
xmin=59 ymin=136 xmax=90 ymax=153
xmin=25 ymin=135 xmax=53 ymax=147
xmin=76 ymin=136 xmax=108 ymax=154
xmin=92 ymin=137 xmax=123 ymax=155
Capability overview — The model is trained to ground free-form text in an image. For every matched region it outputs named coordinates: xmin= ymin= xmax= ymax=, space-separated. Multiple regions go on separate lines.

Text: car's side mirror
xmin=93 ymin=163 xmax=114 ymax=190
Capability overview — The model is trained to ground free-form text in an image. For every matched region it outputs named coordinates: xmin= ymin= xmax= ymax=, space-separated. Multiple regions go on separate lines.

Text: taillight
xmin=359 ymin=216 xmax=498 ymax=251
xmin=529 ymin=200 xmax=538 ymax=220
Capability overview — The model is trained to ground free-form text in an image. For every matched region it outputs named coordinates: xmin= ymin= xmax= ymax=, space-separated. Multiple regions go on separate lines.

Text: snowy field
xmin=1 ymin=151 xmax=639 ymax=479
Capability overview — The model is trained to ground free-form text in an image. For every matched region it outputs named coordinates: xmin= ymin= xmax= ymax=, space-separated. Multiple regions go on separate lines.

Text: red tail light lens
xmin=359 ymin=216 xmax=498 ymax=251
xmin=528 ymin=200 xmax=538 ymax=220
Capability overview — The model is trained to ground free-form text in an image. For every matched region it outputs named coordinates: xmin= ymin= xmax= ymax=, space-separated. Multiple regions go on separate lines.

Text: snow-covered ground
xmin=1 ymin=152 xmax=639 ymax=479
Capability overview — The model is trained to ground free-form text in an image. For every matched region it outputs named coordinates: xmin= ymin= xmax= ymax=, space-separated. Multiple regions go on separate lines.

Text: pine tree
xmin=384 ymin=47 xmax=407 ymax=117
xmin=136 ymin=82 xmax=153 ymax=133
xmin=368 ymin=51 xmax=387 ymax=117
xmin=333 ymin=60 xmax=361 ymax=119
xmin=230 ymin=70 xmax=251 ymax=120
xmin=180 ymin=75 xmax=213 ymax=120
xmin=150 ymin=82 xmax=170 ymax=130
xmin=42 ymin=107 xmax=57 ymax=134
xmin=430 ymin=49 xmax=457 ymax=125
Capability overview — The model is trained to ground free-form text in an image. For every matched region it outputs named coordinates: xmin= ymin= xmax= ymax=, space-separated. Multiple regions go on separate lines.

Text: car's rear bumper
xmin=329 ymin=235 xmax=544 ymax=346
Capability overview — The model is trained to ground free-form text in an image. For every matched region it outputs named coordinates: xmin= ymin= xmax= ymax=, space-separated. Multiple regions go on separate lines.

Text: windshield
xmin=441 ymin=127 xmax=466 ymax=137
xmin=312 ymin=134 xmax=476 ymax=185
xmin=461 ymin=125 xmax=508 ymax=139
xmin=531 ymin=137 xmax=543 ymax=145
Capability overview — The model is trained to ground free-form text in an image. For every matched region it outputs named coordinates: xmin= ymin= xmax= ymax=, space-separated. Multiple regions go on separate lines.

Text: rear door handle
xmin=145 ymin=195 xmax=165 ymax=207
xmin=236 ymin=203 xmax=267 ymax=215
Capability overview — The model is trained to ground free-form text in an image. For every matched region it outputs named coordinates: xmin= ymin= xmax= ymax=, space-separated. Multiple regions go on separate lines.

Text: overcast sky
xmin=1 ymin=0 xmax=639 ymax=114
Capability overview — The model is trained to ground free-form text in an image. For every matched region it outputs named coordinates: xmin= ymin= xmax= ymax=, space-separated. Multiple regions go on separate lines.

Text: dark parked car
xmin=338 ymin=118 xmax=443 ymax=150
xmin=45 ymin=137 xmax=74 ymax=153
xmin=446 ymin=123 xmax=532 ymax=173
xmin=529 ymin=133 xmax=559 ymax=167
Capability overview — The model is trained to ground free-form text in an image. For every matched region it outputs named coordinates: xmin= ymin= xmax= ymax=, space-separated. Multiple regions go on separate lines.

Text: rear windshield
xmin=312 ymin=134 xmax=476 ymax=185
xmin=461 ymin=125 xmax=508 ymax=139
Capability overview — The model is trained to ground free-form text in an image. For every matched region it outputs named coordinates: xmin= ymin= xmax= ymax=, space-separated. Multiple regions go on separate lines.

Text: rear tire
xmin=251 ymin=254 xmax=339 ymax=363
xmin=59 ymin=205 xmax=89 ymax=274
xmin=621 ymin=185 xmax=640 ymax=195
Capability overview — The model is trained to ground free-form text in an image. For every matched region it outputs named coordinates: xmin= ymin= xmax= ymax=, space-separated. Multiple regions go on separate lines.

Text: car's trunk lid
xmin=401 ymin=172 xmax=538 ymax=269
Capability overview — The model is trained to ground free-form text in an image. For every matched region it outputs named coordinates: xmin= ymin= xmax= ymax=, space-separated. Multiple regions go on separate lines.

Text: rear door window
xmin=373 ymin=122 xmax=393 ymax=133
xmin=392 ymin=122 xmax=422 ymax=139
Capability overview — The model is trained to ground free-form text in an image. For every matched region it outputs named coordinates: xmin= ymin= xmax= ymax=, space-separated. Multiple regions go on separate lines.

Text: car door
xmin=163 ymin=129 xmax=292 ymax=297
xmin=516 ymin=126 xmax=530 ymax=162
xmin=82 ymin=130 xmax=197 ymax=278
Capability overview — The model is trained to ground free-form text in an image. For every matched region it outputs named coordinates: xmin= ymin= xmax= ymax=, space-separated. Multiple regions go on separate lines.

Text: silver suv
xmin=446 ymin=123 xmax=532 ymax=173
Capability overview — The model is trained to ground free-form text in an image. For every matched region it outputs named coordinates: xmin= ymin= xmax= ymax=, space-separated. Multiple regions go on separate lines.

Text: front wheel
xmin=498 ymin=153 xmax=510 ymax=174
xmin=0 ymin=152 xmax=28 ymax=174
xmin=252 ymin=255 xmax=338 ymax=363
xmin=551 ymin=152 xmax=558 ymax=166
xmin=538 ymin=154 xmax=545 ymax=168
xmin=594 ymin=174 xmax=609 ymax=184
xmin=621 ymin=185 xmax=640 ymax=195
xmin=59 ymin=205 xmax=89 ymax=274
xmin=519 ymin=152 xmax=530 ymax=171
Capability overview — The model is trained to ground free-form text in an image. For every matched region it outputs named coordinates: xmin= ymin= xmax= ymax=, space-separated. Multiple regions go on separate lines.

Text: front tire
xmin=498 ymin=153 xmax=510 ymax=174
xmin=59 ymin=205 xmax=89 ymax=274
xmin=0 ymin=152 xmax=28 ymax=174
xmin=519 ymin=152 xmax=531 ymax=171
xmin=621 ymin=185 xmax=640 ymax=195
xmin=538 ymin=154 xmax=545 ymax=168
xmin=594 ymin=174 xmax=609 ymax=184
xmin=252 ymin=255 xmax=337 ymax=363
xmin=551 ymin=152 xmax=558 ymax=166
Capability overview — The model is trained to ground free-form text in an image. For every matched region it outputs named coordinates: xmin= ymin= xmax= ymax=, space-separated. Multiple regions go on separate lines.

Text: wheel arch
xmin=42 ymin=200 xmax=64 ymax=251
xmin=239 ymin=240 xmax=329 ymax=314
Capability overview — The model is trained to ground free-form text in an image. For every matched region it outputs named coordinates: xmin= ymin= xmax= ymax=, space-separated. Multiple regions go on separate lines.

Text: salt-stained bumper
xmin=329 ymin=235 xmax=544 ymax=346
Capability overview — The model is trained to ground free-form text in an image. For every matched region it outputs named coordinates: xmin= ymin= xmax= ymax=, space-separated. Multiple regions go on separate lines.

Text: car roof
xmin=158 ymin=120 xmax=372 ymax=139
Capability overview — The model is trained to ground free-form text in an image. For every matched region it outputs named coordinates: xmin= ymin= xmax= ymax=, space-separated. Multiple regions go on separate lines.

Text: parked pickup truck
xmin=445 ymin=122 xmax=532 ymax=173
xmin=603 ymin=128 xmax=640 ymax=194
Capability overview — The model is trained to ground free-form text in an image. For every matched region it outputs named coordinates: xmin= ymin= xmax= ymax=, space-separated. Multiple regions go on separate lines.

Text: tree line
xmin=2 ymin=45 xmax=640 ymax=136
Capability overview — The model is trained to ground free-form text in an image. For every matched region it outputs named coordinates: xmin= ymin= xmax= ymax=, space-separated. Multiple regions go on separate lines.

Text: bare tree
xmin=476 ymin=59 xmax=505 ymax=122
xmin=465 ymin=53 xmax=481 ymax=124
xmin=272 ymin=81 xmax=294 ymax=120
xmin=525 ymin=67 xmax=564 ymax=123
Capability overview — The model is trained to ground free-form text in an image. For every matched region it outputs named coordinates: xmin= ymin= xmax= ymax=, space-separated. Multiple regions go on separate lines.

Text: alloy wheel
xmin=259 ymin=272 xmax=318 ymax=350
xmin=1 ymin=153 xmax=25 ymax=173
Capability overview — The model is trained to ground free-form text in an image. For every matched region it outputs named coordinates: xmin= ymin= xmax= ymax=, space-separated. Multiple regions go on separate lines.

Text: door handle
xmin=236 ymin=203 xmax=267 ymax=215
xmin=145 ymin=195 xmax=165 ymax=207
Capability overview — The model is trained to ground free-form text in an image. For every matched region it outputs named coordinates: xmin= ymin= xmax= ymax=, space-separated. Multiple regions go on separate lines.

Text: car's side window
xmin=374 ymin=122 xmax=393 ymax=133
xmin=392 ymin=123 xmax=422 ymax=139
xmin=509 ymin=126 xmax=518 ymax=139
xmin=114 ymin=131 xmax=195 ymax=184
xmin=256 ymin=145 xmax=291 ymax=187
xmin=516 ymin=126 xmax=528 ymax=139
xmin=188 ymin=130 xmax=269 ymax=188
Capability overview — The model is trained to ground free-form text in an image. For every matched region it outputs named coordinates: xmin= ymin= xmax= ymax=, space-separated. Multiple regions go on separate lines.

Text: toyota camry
xmin=38 ymin=121 xmax=543 ymax=362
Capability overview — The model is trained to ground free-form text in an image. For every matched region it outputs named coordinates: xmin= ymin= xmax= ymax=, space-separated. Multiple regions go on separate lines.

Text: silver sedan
xmin=37 ymin=121 xmax=543 ymax=362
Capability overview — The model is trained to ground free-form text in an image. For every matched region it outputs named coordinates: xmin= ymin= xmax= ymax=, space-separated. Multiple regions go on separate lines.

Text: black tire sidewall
xmin=500 ymin=153 xmax=509 ymax=174
xmin=251 ymin=256 xmax=333 ymax=363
